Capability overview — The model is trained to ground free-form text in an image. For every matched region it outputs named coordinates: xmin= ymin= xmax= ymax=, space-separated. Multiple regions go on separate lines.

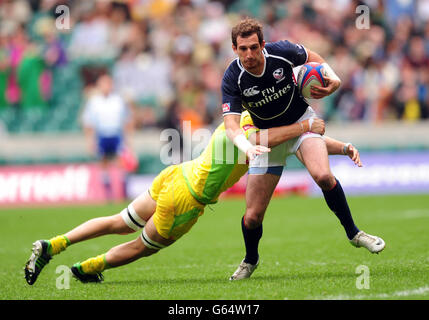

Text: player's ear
xmin=232 ymin=44 xmax=237 ymax=54
xmin=260 ymin=40 xmax=265 ymax=50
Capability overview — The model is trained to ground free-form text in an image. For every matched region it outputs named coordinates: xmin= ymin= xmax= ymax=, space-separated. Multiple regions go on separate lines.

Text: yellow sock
xmin=48 ymin=235 xmax=70 ymax=255
xmin=79 ymin=254 xmax=110 ymax=274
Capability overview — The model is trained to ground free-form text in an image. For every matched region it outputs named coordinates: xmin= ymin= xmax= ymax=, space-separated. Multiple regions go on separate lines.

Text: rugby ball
xmin=296 ymin=62 xmax=328 ymax=99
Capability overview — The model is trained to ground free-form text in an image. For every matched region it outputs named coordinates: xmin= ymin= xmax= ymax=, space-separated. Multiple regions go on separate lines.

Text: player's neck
xmin=244 ymin=55 xmax=265 ymax=76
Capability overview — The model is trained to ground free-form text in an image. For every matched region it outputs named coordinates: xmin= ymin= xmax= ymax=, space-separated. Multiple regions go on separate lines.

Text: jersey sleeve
xmin=240 ymin=111 xmax=259 ymax=139
xmin=268 ymin=40 xmax=308 ymax=67
xmin=221 ymin=66 xmax=243 ymax=116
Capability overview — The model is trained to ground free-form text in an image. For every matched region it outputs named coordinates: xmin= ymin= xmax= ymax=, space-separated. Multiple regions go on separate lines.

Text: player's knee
xmin=128 ymin=237 xmax=157 ymax=259
xmin=313 ymin=172 xmax=335 ymax=190
xmin=139 ymin=227 xmax=168 ymax=255
xmin=120 ymin=204 xmax=147 ymax=233
xmin=109 ymin=214 xmax=133 ymax=234
xmin=244 ymin=211 xmax=264 ymax=229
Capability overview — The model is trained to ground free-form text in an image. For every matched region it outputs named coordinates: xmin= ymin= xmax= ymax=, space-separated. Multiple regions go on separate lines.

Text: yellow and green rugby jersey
xmin=181 ymin=112 xmax=258 ymax=205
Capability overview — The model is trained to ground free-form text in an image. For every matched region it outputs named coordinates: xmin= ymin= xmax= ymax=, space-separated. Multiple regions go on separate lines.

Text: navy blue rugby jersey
xmin=222 ymin=40 xmax=309 ymax=129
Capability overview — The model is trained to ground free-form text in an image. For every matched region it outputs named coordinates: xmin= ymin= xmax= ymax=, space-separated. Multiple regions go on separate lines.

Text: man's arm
xmin=273 ymin=41 xmax=340 ymax=97
xmin=81 ymin=101 xmax=96 ymax=156
xmin=249 ymin=118 xmax=325 ymax=147
xmin=246 ymin=118 xmax=361 ymax=167
xmin=305 ymin=49 xmax=341 ymax=99
xmin=221 ymin=64 xmax=270 ymax=160
xmin=224 ymin=114 xmax=242 ymax=139
xmin=224 ymin=114 xmax=270 ymax=160
xmin=83 ymin=125 xmax=96 ymax=156
xmin=324 ymin=136 xmax=362 ymax=167
xmin=122 ymin=100 xmax=136 ymax=149
xmin=306 ymin=49 xmax=325 ymax=64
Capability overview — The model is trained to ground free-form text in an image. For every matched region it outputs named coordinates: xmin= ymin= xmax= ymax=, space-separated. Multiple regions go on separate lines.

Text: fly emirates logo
xmin=246 ymin=84 xmax=293 ymax=108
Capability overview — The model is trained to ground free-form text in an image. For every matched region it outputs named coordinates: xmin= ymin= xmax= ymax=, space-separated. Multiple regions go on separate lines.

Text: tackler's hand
xmin=246 ymin=145 xmax=271 ymax=161
xmin=299 ymin=119 xmax=325 ymax=135
xmin=345 ymin=143 xmax=362 ymax=167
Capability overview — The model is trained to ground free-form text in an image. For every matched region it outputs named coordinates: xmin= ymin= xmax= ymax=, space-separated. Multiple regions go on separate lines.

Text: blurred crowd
xmin=0 ymin=0 xmax=428 ymax=135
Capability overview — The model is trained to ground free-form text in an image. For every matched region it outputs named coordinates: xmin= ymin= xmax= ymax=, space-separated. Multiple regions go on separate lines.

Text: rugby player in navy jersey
xmin=222 ymin=18 xmax=385 ymax=280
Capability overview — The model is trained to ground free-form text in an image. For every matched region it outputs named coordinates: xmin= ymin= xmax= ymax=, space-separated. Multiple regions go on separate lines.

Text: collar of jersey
xmin=236 ymin=50 xmax=267 ymax=78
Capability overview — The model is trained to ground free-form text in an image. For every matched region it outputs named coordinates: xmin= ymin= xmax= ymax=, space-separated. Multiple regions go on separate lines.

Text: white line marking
xmin=402 ymin=209 xmax=429 ymax=219
xmin=312 ymin=286 xmax=429 ymax=300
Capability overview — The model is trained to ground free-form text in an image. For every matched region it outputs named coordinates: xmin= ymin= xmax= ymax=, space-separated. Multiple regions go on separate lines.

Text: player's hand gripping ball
xmin=297 ymin=62 xmax=328 ymax=99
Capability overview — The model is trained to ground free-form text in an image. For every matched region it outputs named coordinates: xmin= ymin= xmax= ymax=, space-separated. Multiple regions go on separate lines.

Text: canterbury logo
xmin=243 ymin=86 xmax=260 ymax=97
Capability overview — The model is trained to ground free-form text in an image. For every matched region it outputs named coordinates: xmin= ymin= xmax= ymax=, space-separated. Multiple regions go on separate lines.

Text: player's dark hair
xmin=231 ymin=17 xmax=264 ymax=47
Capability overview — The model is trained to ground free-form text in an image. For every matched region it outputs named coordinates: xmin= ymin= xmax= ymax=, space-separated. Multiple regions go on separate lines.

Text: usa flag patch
xmin=222 ymin=103 xmax=230 ymax=112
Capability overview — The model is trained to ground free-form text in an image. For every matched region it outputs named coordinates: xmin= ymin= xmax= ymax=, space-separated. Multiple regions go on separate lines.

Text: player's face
xmin=233 ymin=33 xmax=265 ymax=74
xmin=97 ymin=75 xmax=113 ymax=95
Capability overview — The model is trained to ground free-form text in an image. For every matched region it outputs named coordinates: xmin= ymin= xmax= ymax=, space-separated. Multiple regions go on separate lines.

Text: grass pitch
xmin=1 ymin=194 xmax=428 ymax=300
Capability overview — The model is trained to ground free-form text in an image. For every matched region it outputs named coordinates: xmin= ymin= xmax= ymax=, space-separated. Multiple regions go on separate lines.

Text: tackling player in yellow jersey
xmin=24 ymin=112 xmax=361 ymax=284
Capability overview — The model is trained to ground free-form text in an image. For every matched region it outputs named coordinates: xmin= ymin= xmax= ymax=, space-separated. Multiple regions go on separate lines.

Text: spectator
xmin=0 ymin=30 xmax=10 ymax=108
xmin=392 ymin=63 xmax=423 ymax=121
xmin=81 ymin=72 xmax=135 ymax=201
xmin=406 ymin=35 xmax=429 ymax=68
xmin=14 ymin=25 xmax=49 ymax=109
xmin=0 ymin=0 xmax=429 ymax=131
xmin=67 ymin=1 xmax=116 ymax=60
xmin=35 ymin=17 xmax=68 ymax=68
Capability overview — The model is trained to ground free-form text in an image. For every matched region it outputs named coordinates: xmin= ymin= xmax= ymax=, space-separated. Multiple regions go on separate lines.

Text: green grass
xmin=1 ymin=194 xmax=428 ymax=300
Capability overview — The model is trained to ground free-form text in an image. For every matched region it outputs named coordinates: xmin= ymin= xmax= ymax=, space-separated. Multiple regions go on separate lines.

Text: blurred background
xmin=0 ymin=0 xmax=428 ymax=205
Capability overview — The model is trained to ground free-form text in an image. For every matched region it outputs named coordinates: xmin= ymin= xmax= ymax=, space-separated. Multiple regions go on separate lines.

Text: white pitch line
xmin=402 ymin=209 xmax=429 ymax=219
xmin=312 ymin=286 xmax=429 ymax=300
xmin=375 ymin=209 xmax=429 ymax=220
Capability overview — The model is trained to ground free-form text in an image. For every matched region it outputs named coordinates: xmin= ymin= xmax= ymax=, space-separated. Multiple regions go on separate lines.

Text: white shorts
xmin=249 ymin=106 xmax=324 ymax=170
